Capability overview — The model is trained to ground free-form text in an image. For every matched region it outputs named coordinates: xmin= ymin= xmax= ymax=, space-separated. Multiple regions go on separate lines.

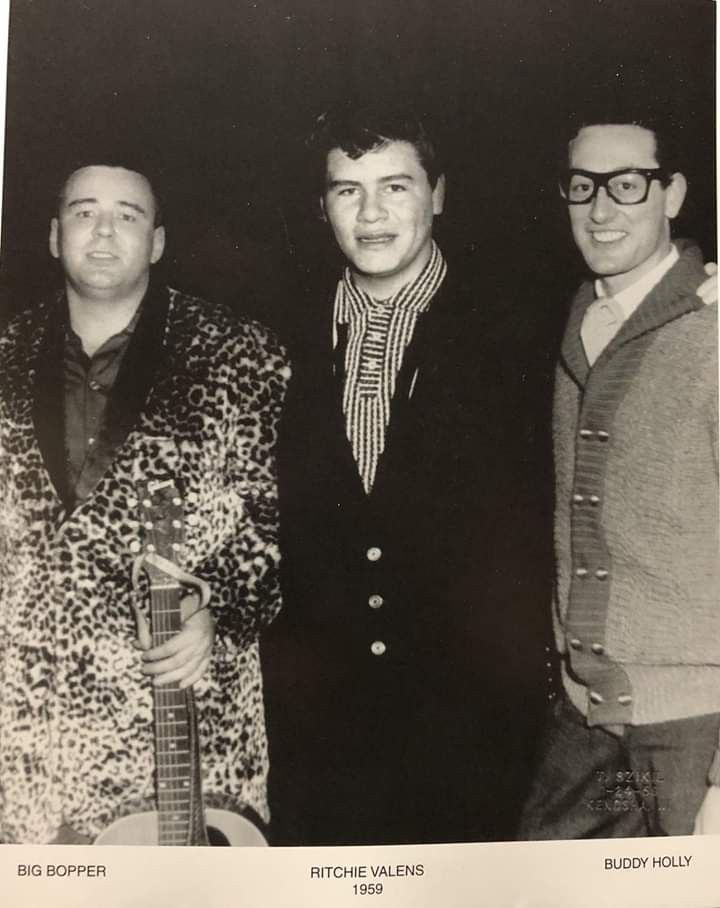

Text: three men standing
xmin=521 ymin=118 xmax=719 ymax=838
xmin=0 ymin=163 xmax=288 ymax=842
xmin=1 ymin=113 xmax=715 ymax=848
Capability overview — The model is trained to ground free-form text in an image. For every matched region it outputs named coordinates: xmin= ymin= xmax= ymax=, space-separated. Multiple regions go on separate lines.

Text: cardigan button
xmin=618 ymin=694 xmax=633 ymax=706
xmin=569 ymin=638 xmax=583 ymax=650
xmin=579 ymin=429 xmax=593 ymax=439
xmin=589 ymin=690 xmax=604 ymax=705
xmin=589 ymin=495 xmax=601 ymax=505
xmin=591 ymin=643 xmax=605 ymax=655
xmin=572 ymin=493 xmax=584 ymax=504
xmin=575 ymin=567 xmax=588 ymax=578
xmin=597 ymin=431 xmax=610 ymax=441
xmin=595 ymin=568 xmax=609 ymax=580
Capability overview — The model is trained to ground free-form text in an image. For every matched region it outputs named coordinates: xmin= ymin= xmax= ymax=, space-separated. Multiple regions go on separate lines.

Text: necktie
xmin=580 ymin=296 xmax=625 ymax=366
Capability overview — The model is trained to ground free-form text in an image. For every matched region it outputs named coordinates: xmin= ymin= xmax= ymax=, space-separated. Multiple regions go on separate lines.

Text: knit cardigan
xmin=553 ymin=241 xmax=720 ymax=780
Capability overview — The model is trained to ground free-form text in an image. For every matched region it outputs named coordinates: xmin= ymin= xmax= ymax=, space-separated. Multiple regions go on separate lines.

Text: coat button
xmin=366 ymin=546 xmax=382 ymax=562
xmin=569 ymin=638 xmax=583 ymax=650
xmin=370 ymin=641 xmax=387 ymax=656
xmin=575 ymin=567 xmax=588 ymax=578
xmin=589 ymin=690 xmax=604 ymax=704
xmin=589 ymin=495 xmax=600 ymax=505
xmin=591 ymin=643 xmax=605 ymax=655
xmin=595 ymin=568 xmax=609 ymax=580
xmin=368 ymin=594 xmax=384 ymax=609
xmin=572 ymin=493 xmax=585 ymax=504
xmin=579 ymin=429 xmax=593 ymax=438
xmin=597 ymin=431 xmax=610 ymax=441
xmin=618 ymin=694 xmax=633 ymax=706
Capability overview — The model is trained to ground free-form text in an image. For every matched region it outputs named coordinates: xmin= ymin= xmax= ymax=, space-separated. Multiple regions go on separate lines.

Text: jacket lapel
xmin=98 ymin=282 xmax=171 ymax=456
xmin=331 ymin=319 xmax=369 ymax=499
xmin=559 ymin=282 xmax=594 ymax=389
xmin=32 ymin=296 xmax=71 ymax=508
xmin=31 ymin=282 xmax=172 ymax=511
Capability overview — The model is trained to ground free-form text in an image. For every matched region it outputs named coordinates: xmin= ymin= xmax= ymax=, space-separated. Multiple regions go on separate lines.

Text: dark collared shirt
xmin=64 ymin=306 xmax=140 ymax=505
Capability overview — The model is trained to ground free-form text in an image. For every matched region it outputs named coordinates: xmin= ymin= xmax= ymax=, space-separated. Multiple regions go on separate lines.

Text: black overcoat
xmin=262 ymin=258 xmax=558 ymax=845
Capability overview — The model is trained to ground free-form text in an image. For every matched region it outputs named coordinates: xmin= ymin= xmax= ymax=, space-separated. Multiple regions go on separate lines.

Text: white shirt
xmin=583 ymin=244 xmax=679 ymax=364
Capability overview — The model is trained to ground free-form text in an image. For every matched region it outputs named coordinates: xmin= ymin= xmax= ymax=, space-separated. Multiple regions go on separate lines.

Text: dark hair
xmin=563 ymin=107 xmax=686 ymax=177
xmin=307 ymin=102 xmax=443 ymax=191
xmin=56 ymin=160 xmax=164 ymax=227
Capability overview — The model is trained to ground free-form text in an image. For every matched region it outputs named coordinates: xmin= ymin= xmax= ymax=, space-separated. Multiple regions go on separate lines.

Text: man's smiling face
xmin=49 ymin=165 xmax=165 ymax=302
xmin=322 ymin=140 xmax=444 ymax=298
xmin=567 ymin=124 xmax=685 ymax=293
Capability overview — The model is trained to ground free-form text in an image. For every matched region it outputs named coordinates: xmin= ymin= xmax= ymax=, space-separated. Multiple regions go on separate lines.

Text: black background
xmin=0 ymin=0 xmax=715 ymax=333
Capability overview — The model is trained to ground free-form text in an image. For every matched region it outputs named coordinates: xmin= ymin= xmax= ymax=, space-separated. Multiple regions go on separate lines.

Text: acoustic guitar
xmin=96 ymin=476 xmax=266 ymax=846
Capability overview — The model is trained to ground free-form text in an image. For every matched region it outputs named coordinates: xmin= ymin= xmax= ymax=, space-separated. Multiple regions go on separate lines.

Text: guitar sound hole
xmin=206 ymin=825 xmax=230 ymax=846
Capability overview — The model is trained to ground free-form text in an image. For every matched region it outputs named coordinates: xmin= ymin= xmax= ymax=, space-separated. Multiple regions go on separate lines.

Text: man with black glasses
xmin=520 ymin=116 xmax=719 ymax=838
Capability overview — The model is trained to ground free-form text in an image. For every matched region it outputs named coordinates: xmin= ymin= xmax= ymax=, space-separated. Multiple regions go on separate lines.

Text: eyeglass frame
xmin=559 ymin=167 xmax=672 ymax=206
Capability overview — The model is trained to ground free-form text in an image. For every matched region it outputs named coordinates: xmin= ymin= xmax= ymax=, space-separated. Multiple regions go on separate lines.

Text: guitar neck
xmin=151 ymin=584 xmax=198 ymax=846
xmin=135 ymin=478 xmax=209 ymax=846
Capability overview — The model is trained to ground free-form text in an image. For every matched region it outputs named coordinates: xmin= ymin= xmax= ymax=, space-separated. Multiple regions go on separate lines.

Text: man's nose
xmin=589 ymin=186 xmax=615 ymax=222
xmin=93 ymin=212 xmax=115 ymax=236
xmin=357 ymin=191 xmax=386 ymax=223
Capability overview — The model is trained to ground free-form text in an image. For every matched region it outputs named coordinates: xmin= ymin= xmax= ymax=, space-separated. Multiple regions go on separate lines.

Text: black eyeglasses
xmin=559 ymin=168 xmax=670 ymax=205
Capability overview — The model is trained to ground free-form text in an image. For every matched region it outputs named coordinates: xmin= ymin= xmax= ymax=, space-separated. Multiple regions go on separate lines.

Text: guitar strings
xmin=153 ymin=584 xmax=193 ymax=840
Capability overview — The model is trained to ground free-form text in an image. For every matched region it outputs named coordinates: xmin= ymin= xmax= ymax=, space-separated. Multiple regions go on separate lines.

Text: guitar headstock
xmin=134 ymin=477 xmax=186 ymax=583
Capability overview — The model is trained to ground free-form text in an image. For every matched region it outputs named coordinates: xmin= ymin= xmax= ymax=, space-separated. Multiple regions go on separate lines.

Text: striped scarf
xmin=333 ymin=242 xmax=447 ymax=493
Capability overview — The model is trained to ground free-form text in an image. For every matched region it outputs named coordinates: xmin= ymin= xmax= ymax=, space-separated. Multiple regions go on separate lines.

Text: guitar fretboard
xmin=151 ymin=583 xmax=193 ymax=846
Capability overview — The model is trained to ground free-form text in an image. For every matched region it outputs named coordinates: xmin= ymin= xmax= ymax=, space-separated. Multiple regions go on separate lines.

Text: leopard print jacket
xmin=0 ymin=287 xmax=289 ymax=842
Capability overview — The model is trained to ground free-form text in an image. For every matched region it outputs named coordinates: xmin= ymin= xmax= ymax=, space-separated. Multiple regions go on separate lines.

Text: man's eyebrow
xmin=326 ymin=173 xmax=416 ymax=189
xmin=118 ymin=200 xmax=148 ymax=215
xmin=65 ymin=197 xmax=148 ymax=215
xmin=66 ymin=197 xmax=97 ymax=209
xmin=326 ymin=178 xmax=360 ymax=189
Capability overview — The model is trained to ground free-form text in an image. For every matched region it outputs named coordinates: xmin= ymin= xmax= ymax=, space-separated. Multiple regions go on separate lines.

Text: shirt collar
xmin=62 ymin=288 xmax=146 ymax=351
xmin=594 ymin=244 xmax=679 ymax=321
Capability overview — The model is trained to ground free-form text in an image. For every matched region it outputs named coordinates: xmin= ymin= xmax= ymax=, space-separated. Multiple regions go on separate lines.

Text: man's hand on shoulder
xmin=135 ymin=593 xmax=215 ymax=688
xmin=693 ymin=784 xmax=720 ymax=834
xmin=697 ymin=261 xmax=718 ymax=304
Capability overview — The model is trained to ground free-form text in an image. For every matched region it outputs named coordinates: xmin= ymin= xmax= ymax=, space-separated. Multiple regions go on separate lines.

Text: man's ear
xmin=150 ymin=225 xmax=166 ymax=264
xmin=664 ymin=172 xmax=687 ymax=220
xmin=49 ymin=218 xmax=60 ymax=259
xmin=432 ymin=174 xmax=446 ymax=216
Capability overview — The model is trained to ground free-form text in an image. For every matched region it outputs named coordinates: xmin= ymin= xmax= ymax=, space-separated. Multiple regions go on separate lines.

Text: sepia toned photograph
xmin=0 ymin=0 xmax=716 ymax=904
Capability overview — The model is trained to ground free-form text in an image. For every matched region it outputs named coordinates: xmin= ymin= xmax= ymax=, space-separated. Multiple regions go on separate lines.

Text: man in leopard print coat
xmin=0 ymin=162 xmax=289 ymax=843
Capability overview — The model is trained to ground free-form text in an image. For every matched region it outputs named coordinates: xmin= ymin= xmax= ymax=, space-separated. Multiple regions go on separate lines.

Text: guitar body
xmin=95 ymin=808 xmax=267 ymax=846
